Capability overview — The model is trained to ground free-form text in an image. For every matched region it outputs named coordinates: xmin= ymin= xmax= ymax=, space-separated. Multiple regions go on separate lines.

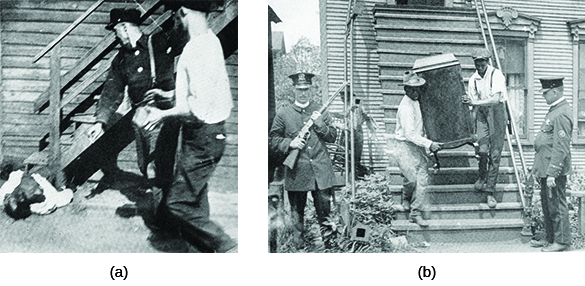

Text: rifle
xmin=283 ymin=81 xmax=349 ymax=169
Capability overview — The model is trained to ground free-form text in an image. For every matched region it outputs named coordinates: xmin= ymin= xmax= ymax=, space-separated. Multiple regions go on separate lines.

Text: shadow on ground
xmin=0 ymin=171 xmax=237 ymax=253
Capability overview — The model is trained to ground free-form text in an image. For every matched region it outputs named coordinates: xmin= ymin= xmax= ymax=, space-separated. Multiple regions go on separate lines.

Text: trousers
xmin=157 ymin=120 xmax=235 ymax=253
xmin=287 ymin=186 xmax=332 ymax=234
xmin=539 ymin=176 xmax=571 ymax=245
xmin=476 ymin=103 xmax=506 ymax=189
xmin=394 ymin=140 xmax=429 ymax=215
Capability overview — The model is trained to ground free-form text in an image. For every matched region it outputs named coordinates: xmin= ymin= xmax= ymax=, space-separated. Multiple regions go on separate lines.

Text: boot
xmin=409 ymin=213 xmax=429 ymax=227
xmin=474 ymin=153 xmax=488 ymax=191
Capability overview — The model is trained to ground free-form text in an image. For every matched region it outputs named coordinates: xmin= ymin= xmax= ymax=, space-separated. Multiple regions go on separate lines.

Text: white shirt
xmin=0 ymin=170 xmax=73 ymax=215
xmin=178 ymin=29 xmax=233 ymax=124
xmin=468 ymin=65 xmax=507 ymax=102
xmin=395 ymin=96 xmax=433 ymax=148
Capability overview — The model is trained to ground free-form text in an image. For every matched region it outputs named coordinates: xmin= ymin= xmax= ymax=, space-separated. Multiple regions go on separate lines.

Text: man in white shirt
xmin=465 ymin=48 xmax=507 ymax=208
xmin=394 ymin=71 xmax=442 ymax=226
xmin=142 ymin=0 xmax=236 ymax=253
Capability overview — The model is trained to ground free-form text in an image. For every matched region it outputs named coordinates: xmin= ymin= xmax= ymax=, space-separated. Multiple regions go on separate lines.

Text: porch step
xmin=392 ymin=202 xmax=523 ymax=220
xmin=387 ymin=183 xmax=522 ymax=204
xmin=391 ymin=218 xmax=525 ymax=243
xmin=386 ymin=166 xmax=517 ymax=185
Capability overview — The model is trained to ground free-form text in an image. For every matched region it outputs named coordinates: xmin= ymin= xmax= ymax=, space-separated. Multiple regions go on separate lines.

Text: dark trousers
xmin=287 ymin=186 xmax=332 ymax=234
xmin=539 ymin=176 xmax=571 ymax=245
xmin=476 ymin=103 xmax=506 ymax=189
xmin=158 ymin=120 xmax=235 ymax=252
xmin=153 ymin=117 xmax=181 ymax=189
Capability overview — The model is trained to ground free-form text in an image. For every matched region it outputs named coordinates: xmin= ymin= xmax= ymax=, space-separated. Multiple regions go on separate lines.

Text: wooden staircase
xmin=23 ymin=0 xmax=238 ymax=187
xmin=386 ymin=145 xmax=527 ymax=243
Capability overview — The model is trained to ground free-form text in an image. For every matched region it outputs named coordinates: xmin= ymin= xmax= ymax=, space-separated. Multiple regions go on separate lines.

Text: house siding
xmin=321 ymin=0 xmax=585 ymax=171
xmin=0 ymin=0 xmax=238 ymax=191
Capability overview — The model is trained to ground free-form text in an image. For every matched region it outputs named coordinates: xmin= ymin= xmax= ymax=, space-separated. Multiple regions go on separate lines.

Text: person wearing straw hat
xmin=269 ymin=72 xmax=337 ymax=247
xmin=465 ymin=48 xmax=507 ymax=208
xmin=394 ymin=71 xmax=442 ymax=227
xmin=529 ymin=77 xmax=572 ymax=252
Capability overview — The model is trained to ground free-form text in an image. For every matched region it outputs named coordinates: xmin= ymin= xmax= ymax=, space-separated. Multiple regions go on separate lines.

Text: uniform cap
xmin=398 ymin=71 xmax=425 ymax=87
xmin=472 ymin=48 xmax=492 ymax=60
xmin=105 ymin=8 xmax=141 ymax=30
xmin=539 ymin=77 xmax=564 ymax=92
xmin=289 ymin=72 xmax=315 ymax=89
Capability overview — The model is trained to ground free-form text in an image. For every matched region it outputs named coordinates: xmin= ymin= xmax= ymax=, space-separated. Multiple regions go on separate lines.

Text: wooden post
xmin=577 ymin=196 xmax=585 ymax=235
xmin=50 ymin=44 xmax=64 ymax=188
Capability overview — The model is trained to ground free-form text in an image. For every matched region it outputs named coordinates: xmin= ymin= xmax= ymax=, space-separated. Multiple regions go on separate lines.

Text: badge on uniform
xmin=559 ymin=130 xmax=566 ymax=138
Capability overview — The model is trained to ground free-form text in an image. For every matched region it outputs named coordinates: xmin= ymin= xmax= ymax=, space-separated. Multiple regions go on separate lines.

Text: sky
xmin=269 ymin=0 xmax=321 ymax=52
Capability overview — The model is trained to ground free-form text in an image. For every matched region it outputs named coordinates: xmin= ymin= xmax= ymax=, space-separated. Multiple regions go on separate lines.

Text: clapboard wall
xmin=320 ymin=0 xmax=585 ymax=171
xmin=0 ymin=0 xmax=238 ymax=192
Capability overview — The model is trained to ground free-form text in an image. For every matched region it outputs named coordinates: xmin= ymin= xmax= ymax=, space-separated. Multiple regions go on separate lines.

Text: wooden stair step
xmin=387 ymin=183 xmax=519 ymax=193
xmin=392 ymin=202 xmax=523 ymax=220
xmin=70 ymin=113 xmax=96 ymax=124
xmin=390 ymin=218 xmax=526 ymax=243
xmin=387 ymin=166 xmax=516 ymax=174
xmin=391 ymin=218 xmax=524 ymax=231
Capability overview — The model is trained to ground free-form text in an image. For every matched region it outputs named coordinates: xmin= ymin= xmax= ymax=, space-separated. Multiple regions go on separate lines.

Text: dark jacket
xmin=533 ymin=99 xmax=573 ymax=178
xmin=269 ymin=102 xmax=337 ymax=191
xmin=96 ymin=29 xmax=185 ymax=126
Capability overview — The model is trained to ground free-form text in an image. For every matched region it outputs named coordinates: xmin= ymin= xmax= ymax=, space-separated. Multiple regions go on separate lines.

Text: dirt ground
xmin=0 ymin=170 xmax=237 ymax=253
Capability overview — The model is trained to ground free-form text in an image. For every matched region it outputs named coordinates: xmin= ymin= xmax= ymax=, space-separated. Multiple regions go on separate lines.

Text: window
xmin=578 ymin=41 xmax=585 ymax=138
xmin=496 ymin=38 xmax=527 ymax=138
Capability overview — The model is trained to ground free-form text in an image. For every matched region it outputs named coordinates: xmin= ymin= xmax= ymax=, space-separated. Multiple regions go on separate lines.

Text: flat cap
xmin=472 ymin=48 xmax=491 ymax=60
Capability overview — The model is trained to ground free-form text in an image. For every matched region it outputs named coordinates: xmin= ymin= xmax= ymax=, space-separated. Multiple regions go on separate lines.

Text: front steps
xmin=386 ymin=145 xmax=528 ymax=243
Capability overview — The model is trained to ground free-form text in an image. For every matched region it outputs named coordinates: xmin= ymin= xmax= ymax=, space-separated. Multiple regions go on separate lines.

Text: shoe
xmin=474 ymin=178 xmax=486 ymax=191
xmin=529 ymin=239 xmax=549 ymax=248
xmin=402 ymin=200 xmax=411 ymax=211
xmin=487 ymin=195 xmax=497 ymax=208
xmin=409 ymin=214 xmax=429 ymax=227
xmin=541 ymin=242 xmax=569 ymax=252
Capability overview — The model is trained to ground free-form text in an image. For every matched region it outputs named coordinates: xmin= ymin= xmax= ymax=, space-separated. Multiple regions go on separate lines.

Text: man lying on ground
xmin=1 ymin=165 xmax=73 ymax=220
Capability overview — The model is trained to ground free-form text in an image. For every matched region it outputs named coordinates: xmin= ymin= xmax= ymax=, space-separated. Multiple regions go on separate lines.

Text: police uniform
xmin=533 ymin=77 xmax=572 ymax=249
xmin=268 ymin=72 xmax=337 ymax=240
xmin=96 ymin=8 xmax=185 ymax=183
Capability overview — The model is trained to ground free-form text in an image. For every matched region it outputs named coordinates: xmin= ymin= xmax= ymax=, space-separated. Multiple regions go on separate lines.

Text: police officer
xmin=530 ymin=77 xmax=572 ymax=252
xmin=87 ymin=8 xmax=185 ymax=189
xmin=268 ymin=72 xmax=337 ymax=247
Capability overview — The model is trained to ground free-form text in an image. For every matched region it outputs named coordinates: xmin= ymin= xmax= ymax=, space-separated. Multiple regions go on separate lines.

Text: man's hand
xmin=311 ymin=111 xmax=325 ymax=128
xmin=429 ymin=142 xmax=442 ymax=152
xmin=461 ymin=94 xmax=471 ymax=104
xmin=144 ymin=107 xmax=164 ymax=132
xmin=289 ymin=137 xmax=306 ymax=150
xmin=87 ymin=123 xmax=104 ymax=142
xmin=547 ymin=176 xmax=556 ymax=188
xmin=144 ymin=88 xmax=174 ymax=100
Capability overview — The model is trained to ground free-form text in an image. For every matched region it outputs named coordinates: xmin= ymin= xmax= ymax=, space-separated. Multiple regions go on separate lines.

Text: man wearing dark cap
xmin=465 ymin=48 xmax=507 ymax=208
xmin=394 ymin=71 xmax=442 ymax=226
xmin=141 ymin=0 xmax=236 ymax=253
xmin=269 ymin=72 xmax=338 ymax=247
xmin=530 ymin=77 xmax=572 ymax=252
xmin=87 ymin=8 xmax=185 ymax=188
